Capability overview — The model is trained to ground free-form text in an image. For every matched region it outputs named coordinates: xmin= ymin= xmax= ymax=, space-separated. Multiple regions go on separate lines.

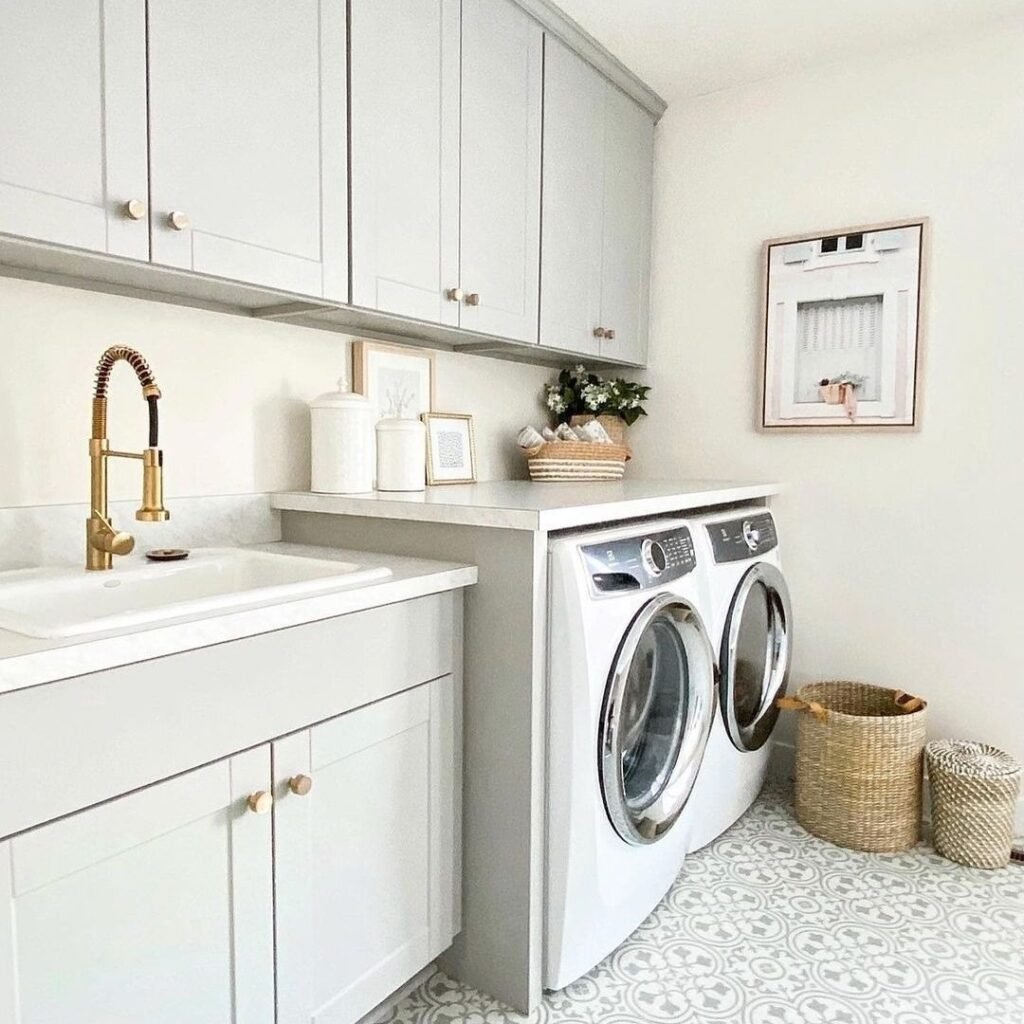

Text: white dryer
xmin=685 ymin=506 xmax=793 ymax=852
xmin=545 ymin=519 xmax=717 ymax=991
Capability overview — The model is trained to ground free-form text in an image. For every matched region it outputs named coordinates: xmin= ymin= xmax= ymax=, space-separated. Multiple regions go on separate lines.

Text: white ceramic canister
xmin=376 ymin=417 xmax=426 ymax=492
xmin=310 ymin=378 xmax=374 ymax=494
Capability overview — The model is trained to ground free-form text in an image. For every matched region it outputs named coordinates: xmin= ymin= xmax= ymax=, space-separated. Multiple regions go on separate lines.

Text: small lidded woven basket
xmin=778 ymin=681 xmax=927 ymax=852
xmin=925 ymin=740 xmax=1022 ymax=869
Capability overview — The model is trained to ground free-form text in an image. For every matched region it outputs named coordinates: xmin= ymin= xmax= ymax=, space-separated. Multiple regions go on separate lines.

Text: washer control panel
xmin=581 ymin=526 xmax=697 ymax=593
xmin=707 ymin=512 xmax=778 ymax=563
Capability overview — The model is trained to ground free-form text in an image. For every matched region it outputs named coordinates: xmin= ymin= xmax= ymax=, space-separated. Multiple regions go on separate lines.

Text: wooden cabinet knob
xmin=465 ymin=292 xmax=480 ymax=306
xmin=247 ymin=791 xmax=273 ymax=815
xmin=123 ymin=199 xmax=147 ymax=221
xmin=593 ymin=326 xmax=606 ymax=338
xmin=445 ymin=287 xmax=464 ymax=302
xmin=167 ymin=210 xmax=191 ymax=231
xmin=605 ymin=328 xmax=616 ymax=340
xmin=288 ymin=774 xmax=313 ymax=797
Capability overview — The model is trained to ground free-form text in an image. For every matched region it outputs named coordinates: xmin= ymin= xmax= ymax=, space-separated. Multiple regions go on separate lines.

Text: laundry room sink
xmin=0 ymin=547 xmax=393 ymax=639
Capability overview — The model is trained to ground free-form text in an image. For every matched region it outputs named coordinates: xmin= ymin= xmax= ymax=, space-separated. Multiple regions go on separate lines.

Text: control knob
xmin=641 ymin=538 xmax=668 ymax=576
xmin=742 ymin=520 xmax=761 ymax=551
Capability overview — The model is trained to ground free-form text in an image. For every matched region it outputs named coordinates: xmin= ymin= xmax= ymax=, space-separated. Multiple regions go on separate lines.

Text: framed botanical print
xmin=760 ymin=218 xmax=928 ymax=429
xmin=352 ymin=340 xmax=435 ymax=423
xmin=422 ymin=413 xmax=477 ymax=485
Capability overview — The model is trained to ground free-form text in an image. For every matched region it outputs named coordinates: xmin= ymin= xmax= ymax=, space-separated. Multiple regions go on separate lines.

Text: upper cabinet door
xmin=0 ymin=748 xmax=274 ymax=1024
xmin=146 ymin=1 xmax=347 ymax=299
xmin=349 ymin=0 xmax=460 ymax=325
xmin=0 ymin=0 xmax=148 ymax=260
xmin=458 ymin=0 xmax=542 ymax=343
xmin=273 ymin=679 xmax=458 ymax=1024
xmin=538 ymin=38 xmax=605 ymax=357
xmin=599 ymin=87 xmax=655 ymax=365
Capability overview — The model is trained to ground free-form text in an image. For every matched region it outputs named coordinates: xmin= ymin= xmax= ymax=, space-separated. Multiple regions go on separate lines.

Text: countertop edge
xmin=271 ymin=482 xmax=782 ymax=532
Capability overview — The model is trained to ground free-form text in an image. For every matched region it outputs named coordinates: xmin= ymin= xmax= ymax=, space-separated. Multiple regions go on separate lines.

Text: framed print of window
xmin=760 ymin=219 xmax=927 ymax=429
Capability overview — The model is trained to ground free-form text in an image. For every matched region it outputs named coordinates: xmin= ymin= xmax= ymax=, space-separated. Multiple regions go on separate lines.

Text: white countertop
xmin=272 ymin=479 xmax=780 ymax=531
xmin=0 ymin=543 xmax=476 ymax=696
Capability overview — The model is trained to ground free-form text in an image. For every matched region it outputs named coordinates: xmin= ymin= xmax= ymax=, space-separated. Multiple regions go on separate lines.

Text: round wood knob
xmin=445 ymin=287 xmax=464 ymax=302
xmin=605 ymin=328 xmax=616 ymax=340
xmin=247 ymin=791 xmax=273 ymax=815
xmin=465 ymin=292 xmax=480 ymax=306
xmin=288 ymin=774 xmax=313 ymax=797
xmin=167 ymin=210 xmax=191 ymax=231
xmin=123 ymin=199 xmax=147 ymax=221
xmin=593 ymin=326 xmax=607 ymax=338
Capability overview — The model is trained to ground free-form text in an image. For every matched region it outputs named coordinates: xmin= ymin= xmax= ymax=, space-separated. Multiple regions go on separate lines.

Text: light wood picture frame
xmin=352 ymin=340 xmax=436 ymax=423
xmin=759 ymin=217 xmax=929 ymax=431
xmin=422 ymin=413 xmax=477 ymax=486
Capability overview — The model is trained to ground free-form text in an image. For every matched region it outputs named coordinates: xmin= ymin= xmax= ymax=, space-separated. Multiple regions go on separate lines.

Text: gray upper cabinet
xmin=540 ymin=39 xmax=655 ymax=365
xmin=350 ymin=0 xmax=542 ymax=342
xmin=146 ymin=0 xmax=348 ymax=300
xmin=458 ymin=0 xmax=543 ymax=343
xmin=349 ymin=0 xmax=461 ymax=325
xmin=598 ymin=86 xmax=654 ymax=365
xmin=539 ymin=37 xmax=606 ymax=357
xmin=0 ymin=0 xmax=149 ymax=260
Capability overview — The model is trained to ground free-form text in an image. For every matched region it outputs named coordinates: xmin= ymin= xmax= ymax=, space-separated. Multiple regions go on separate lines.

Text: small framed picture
xmin=352 ymin=340 xmax=435 ymax=422
xmin=760 ymin=218 xmax=928 ymax=430
xmin=422 ymin=413 xmax=477 ymax=485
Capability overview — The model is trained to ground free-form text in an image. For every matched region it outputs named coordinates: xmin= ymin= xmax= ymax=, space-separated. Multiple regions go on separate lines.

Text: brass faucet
xmin=87 ymin=346 xmax=169 ymax=570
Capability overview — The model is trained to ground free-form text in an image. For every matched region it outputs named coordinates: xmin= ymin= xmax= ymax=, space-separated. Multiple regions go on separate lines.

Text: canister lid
xmin=376 ymin=416 xmax=426 ymax=434
xmin=310 ymin=377 xmax=371 ymax=409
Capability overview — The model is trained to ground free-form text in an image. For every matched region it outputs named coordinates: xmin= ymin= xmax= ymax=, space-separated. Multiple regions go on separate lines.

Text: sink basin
xmin=0 ymin=548 xmax=393 ymax=639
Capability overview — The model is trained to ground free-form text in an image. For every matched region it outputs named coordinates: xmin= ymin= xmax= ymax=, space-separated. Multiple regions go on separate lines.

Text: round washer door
xmin=720 ymin=562 xmax=792 ymax=752
xmin=599 ymin=593 xmax=717 ymax=846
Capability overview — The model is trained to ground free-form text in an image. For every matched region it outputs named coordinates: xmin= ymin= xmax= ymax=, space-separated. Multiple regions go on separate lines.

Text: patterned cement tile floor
xmin=380 ymin=783 xmax=1024 ymax=1024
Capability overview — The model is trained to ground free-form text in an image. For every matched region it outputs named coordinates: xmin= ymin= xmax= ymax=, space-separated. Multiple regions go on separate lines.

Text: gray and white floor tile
xmin=380 ymin=783 xmax=1024 ymax=1024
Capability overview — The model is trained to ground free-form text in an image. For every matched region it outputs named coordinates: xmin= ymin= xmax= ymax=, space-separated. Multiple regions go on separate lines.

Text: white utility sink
xmin=0 ymin=547 xmax=393 ymax=639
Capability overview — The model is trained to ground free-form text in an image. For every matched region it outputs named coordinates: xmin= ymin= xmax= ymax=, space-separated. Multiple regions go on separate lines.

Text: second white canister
xmin=310 ymin=378 xmax=374 ymax=494
xmin=376 ymin=417 xmax=426 ymax=492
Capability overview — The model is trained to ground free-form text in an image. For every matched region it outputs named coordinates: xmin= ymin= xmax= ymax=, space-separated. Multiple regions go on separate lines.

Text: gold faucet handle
xmin=91 ymin=510 xmax=136 ymax=557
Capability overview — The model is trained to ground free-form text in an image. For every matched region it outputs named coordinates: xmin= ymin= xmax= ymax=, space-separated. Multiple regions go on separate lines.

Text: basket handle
xmin=776 ymin=695 xmax=828 ymax=721
xmin=893 ymin=690 xmax=925 ymax=713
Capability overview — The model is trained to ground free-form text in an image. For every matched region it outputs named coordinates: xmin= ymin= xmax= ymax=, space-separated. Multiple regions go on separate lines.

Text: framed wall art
xmin=352 ymin=340 xmax=435 ymax=422
xmin=759 ymin=218 xmax=928 ymax=430
xmin=422 ymin=413 xmax=477 ymax=485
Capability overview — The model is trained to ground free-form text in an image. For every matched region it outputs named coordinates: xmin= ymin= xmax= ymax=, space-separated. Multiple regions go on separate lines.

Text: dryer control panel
xmin=708 ymin=512 xmax=778 ymax=563
xmin=580 ymin=526 xmax=697 ymax=594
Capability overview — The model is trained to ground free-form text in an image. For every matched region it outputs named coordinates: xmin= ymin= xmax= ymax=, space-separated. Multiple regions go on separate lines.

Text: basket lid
xmin=926 ymin=739 xmax=1022 ymax=779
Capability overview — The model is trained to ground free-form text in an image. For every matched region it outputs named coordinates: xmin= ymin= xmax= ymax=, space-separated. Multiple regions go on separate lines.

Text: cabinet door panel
xmin=0 ymin=748 xmax=274 ymax=1024
xmin=599 ymin=86 xmax=655 ymax=365
xmin=349 ymin=0 xmax=460 ymax=324
xmin=459 ymin=0 xmax=543 ymax=342
xmin=538 ymin=37 xmax=605 ymax=357
xmin=147 ymin=0 xmax=347 ymax=298
xmin=275 ymin=678 xmax=457 ymax=1024
xmin=0 ymin=0 xmax=148 ymax=259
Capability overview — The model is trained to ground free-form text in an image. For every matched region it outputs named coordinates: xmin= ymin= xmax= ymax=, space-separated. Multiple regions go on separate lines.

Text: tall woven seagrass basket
xmin=778 ymin=681 xmax=927 ymax=852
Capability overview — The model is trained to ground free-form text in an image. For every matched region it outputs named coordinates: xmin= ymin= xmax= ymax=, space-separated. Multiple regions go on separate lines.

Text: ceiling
xmin=555 ymin=0 xmax=1024 ymax=103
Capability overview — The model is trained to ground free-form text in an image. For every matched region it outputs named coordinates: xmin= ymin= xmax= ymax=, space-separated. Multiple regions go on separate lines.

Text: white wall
xmin=630 ymin=20 xmax=1024 ymax=763
xmin=0 ymin=277 xmax=549 ymax=507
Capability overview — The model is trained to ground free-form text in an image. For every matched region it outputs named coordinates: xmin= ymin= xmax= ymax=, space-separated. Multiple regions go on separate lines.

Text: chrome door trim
xmin=720 ymin=562 xmax=792 ymax=752
xmin=599 ymin=592 xmax=717 ymax=846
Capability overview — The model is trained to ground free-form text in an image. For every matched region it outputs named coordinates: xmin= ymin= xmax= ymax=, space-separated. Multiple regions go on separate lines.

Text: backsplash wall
xmin=0 ymin=276 xmax=550 ymax=508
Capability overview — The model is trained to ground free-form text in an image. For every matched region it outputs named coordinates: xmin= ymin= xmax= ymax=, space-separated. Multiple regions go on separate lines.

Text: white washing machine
xmin=684 ymin=506 xmax=793 ymax=852
xmin=545 ymin=518 xmax=717 ymax=991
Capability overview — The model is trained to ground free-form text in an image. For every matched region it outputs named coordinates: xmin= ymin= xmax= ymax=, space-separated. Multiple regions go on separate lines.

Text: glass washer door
xmin=720 ymin=562 xmax=792 ymax=752
xmin=599 ymin=593 xmax=717 ymax=846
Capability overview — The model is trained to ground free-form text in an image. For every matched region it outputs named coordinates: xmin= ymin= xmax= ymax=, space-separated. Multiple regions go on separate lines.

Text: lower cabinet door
xmin=0 ymin=747 xmax=275 ymax=1024
xmin=274 ymin=677 xmax=458 ymax=1024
